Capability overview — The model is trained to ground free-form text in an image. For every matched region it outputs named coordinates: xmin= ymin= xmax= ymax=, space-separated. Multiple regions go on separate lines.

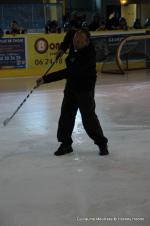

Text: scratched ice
xmin=0 ymin=71 xmax=150 ymax=226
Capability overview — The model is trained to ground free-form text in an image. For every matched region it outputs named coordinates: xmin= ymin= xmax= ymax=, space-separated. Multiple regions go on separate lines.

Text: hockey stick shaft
xmin=3 ymin=60 xmax=56 ymax=126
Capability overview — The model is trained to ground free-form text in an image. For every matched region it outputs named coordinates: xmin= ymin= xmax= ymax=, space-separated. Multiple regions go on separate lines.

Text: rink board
xmin=0 ymin=30 xmax=147 ymax=77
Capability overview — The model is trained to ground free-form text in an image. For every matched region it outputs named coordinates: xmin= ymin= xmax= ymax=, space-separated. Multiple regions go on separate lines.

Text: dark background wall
xmin=65 ymin=0 xmax=97 ymax=12
xmin=0 ymin=3 xmax=45 ymax=29
xmin=0 ymin=0 xmax=43 ymax=3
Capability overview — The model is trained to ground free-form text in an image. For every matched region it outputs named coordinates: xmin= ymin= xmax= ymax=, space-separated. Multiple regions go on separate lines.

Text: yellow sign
xmin=27 ymin=34 xmax=67 ymax=71
xmin=0 ymin=33 xmax=67 ymax=77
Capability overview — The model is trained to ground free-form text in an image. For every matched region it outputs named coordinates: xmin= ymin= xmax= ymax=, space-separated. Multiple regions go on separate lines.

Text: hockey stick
xmin=3 ymin=60 xmax=56 ymax=126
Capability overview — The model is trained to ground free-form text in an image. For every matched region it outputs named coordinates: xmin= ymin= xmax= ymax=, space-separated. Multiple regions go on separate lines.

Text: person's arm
xmin=59 ymin=30 xmax=73 ymax=52
xmin=36 ymin=69 xmax=68 ymax=86
xmin=56 ymin=30 xmax=75 ymax=60
xmin=43 ymin=69 xmax=68 ymax=83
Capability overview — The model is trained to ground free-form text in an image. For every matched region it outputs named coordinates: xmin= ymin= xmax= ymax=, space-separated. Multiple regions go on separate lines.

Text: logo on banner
xmin=34 ymin=38 xmax=60 ymax=54
xmin=34 ymin=38 xmax=49 ymax=54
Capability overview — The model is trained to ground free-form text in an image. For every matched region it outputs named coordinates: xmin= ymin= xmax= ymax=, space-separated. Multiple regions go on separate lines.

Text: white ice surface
xmin=0 ymin=72 xmax=150 ymax=226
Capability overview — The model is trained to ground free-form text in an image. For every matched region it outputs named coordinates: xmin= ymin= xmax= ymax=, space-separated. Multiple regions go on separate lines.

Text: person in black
xmin=10 ymin=20 xmax=20 ymax=34
xmin=89 ymin=14 xmax=100 ymax=31
xmin=37 ymin=30 xmax=109 ymax=156
xmin=105 ymin=12 xmax=120 ymax=30
xmin=133 ymin=18 xmax=142 ymax=29
xmin=0 ymin=27 xmax=3 ymax=37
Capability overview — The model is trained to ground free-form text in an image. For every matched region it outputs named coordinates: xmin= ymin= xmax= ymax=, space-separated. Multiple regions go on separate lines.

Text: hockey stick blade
xmin=3 ymin=118 xmax=11 ymax=127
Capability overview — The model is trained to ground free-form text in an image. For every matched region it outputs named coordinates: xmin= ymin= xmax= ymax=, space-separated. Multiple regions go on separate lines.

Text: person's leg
xmin=77 ymin=90 xmax=109 ymax=155
xmin=55 ymin=90 xmax=78 ymax=155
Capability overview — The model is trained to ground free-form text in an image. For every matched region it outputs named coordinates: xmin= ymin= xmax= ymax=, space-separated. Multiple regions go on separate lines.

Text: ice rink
xmin=0 ymin=71 xmax=150 ymax=226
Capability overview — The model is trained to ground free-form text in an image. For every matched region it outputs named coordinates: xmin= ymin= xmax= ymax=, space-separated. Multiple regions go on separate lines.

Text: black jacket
xmin=43 ymin=43 xmax=97 ymax=92
xmin=43 ymin=29 xmax=97 ymax=92
xmin=59 ymin=29 xmax=76 ymax=56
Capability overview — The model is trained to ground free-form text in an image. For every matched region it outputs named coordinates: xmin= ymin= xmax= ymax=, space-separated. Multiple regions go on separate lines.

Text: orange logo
xmin=34 ymin=38 xmax=48 ymax=54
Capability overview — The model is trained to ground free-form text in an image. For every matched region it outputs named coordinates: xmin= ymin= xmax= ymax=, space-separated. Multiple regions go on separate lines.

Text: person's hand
xmin=56 ymin=49 xmax=64 ymax=61
xmin=36 ymin=77 xmax=44 ymax=87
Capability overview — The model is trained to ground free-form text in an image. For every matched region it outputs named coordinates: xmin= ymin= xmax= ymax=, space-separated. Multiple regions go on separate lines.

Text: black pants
xmin=57 ymin=88 xmax=108 ymax=148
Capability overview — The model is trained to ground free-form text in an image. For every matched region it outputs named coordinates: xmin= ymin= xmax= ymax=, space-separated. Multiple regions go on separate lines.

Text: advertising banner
xmin=27 ymin=34 xmax=66 ymax=69
xmin=0 ymin=30 xmax=147 ymax=77
xmin=0 ymin=37 xmax=26 ymax=68
xmin=91 ymin=31 xmax=146 ymax=62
